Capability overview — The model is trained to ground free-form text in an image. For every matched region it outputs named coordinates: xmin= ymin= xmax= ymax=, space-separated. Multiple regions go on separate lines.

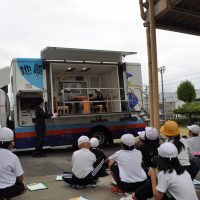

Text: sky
xmin=0 ymin=0 xmax=200 ymax=92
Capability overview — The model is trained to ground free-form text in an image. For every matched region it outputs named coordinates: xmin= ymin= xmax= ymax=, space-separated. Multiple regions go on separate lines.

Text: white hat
xmin=90 ymin=138 xmax=99 ymax=148
xmin=145 ymin=127 xmax=159 ymax=140
xmin=137 ymin=131 xmax=146 ymax=140
xmin=78 ymin=136 xmax=90 ymax=146
xmin=121 ymin=134 xmax=135 ymax=147
xmin=158 ymin=142 xmax=178 ymax=159
xmin=0 ymin=127 xmax=14 ymax=142
xmin=187 ymin=125 xmax=200 ymax=135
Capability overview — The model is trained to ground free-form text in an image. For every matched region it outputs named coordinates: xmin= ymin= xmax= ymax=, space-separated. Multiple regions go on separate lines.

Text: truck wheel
xmin=90 ymin=128 xmax=108 ymax=147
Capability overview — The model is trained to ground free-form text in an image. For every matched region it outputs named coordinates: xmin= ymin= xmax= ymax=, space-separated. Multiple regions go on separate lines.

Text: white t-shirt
xmin=156 ymin=170 xmax=198 ymax=200
xmin=167 ymin=138 xmax=191 ymax=166
xmin=72 ymin=148 xmax=96 ymax=178
xmin=0 ymin=148 xmax=24 ymax=189
xmin=109 ymin=149 xmax=147 ymax=183
xmin=187 ymin=136 xmax=200 ymax=152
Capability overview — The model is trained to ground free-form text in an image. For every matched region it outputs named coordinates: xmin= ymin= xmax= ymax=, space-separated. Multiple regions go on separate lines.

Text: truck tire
xmin=90 ymin=128 xmax=108 ymax=147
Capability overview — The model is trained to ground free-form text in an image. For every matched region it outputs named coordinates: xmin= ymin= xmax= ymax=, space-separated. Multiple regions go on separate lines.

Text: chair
xmin=58 ymin=105 xmax=69 ymax=115
xmin=53 ymin=96 xmax=69 ymax=115
xmin=91 ymin=96 xmax=109 ymax=113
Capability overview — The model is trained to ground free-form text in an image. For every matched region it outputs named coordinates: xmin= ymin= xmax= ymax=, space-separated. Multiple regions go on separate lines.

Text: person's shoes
xmin=0 ymin=197 xmax=9 ymax=200
xmin=32 ymin=153 xmax=47 ymax=158
xmin=111 ymin=181 xmax=117 ymax=186
xmin=87 ymin=183 xmax=97 ymax=188
xmin=71 ymin=184 xmax=85 ymax=189
xmin=39 ymin=153 xmax=47 ymax=157
xmin=111 ymin=186 xmax=124 ymax=194
xmin=32 ymin=154 xmax=41 ymax=158
xmin=120 ymin=195 xmax=134 ymax=200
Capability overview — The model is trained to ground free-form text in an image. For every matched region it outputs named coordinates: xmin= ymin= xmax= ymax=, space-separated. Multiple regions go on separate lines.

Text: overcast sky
xmin=0 ymin=0 xmax=200 ymax=92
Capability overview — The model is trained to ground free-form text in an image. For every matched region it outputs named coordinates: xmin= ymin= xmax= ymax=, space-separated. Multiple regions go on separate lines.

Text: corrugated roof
xmin=146 ymin=0 xmax=200 ymax=36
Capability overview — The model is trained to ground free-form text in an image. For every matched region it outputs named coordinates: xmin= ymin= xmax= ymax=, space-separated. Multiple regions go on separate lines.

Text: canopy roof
xmin=146 ymin=0 xmax=200 ymax=36
xmin=41 ymin=47 xmax=136 ymax=63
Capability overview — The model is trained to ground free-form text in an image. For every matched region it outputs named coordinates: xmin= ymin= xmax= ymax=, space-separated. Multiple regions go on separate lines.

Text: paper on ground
xmin=68 ymin=197 xmax=88 ymax=200
xmin=27 ymin=183 xmax=47 ymax=191
xmin=56 ymin=175 xmax=63 ymax=181
xmin=193 ymin=179 xmax=200 ymax=185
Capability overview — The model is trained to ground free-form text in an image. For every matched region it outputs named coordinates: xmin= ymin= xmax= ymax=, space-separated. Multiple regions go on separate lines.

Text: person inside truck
xmin=92 ymin=89 xmax=106 ymax=112
xmin=57 ymin=90 xmax=72 ymax=114
xmin=0 ymin=127 xmax=27 ymax=199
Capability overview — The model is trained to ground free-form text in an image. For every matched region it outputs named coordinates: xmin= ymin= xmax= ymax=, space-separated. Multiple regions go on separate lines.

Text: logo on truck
xmin=17 ymin=59 xmax=43 ymax=89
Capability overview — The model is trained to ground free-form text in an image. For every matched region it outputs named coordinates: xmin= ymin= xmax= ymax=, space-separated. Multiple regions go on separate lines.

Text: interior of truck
xmin=50 ymin=62 xmax=126 ymax=115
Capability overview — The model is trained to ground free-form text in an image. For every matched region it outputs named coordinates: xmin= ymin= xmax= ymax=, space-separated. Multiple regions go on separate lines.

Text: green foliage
xmin=177 ymin=80 xmax=196 ymax=103
xmin=170 ymin=118 xmax=189 ymax=125
xmin=173 ymin=102 xmax=200 ymax=115
xmin=171 ymin=116 xmax=200 ymax=126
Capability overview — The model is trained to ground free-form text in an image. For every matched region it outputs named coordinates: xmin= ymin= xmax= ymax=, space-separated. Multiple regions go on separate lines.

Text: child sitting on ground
xmin=0 ymin=127 xmax=26 ymax=199
xmin=120 ymin=142 xmax=198 ymax=200
xmin=108 ymin=134 xmax=147 ymax=193
xmin=62 ymin=136 xmax=104 ymax=189
xmin=136 ymin=127 xmax=159 ymax=169
xmin=187 ymin=124 xmax=200 ymax=170
xmin=187 ymin=124 xmax=200 ymax=152
xmin=90 ymin=137 xmax=109 ymax=177
xmin=160 ymin=120 xmax=199 ymax=180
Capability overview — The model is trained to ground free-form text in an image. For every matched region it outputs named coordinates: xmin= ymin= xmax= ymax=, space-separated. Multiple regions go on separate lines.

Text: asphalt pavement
xmin=14 ymin=144 xmax=134 ymax=200
xmin=13 ymin=144 xmax=200 ymax=200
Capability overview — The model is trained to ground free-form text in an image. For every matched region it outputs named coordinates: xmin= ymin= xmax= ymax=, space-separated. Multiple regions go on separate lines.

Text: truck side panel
xmin=15 ymin=118 xmax=145 ymax=149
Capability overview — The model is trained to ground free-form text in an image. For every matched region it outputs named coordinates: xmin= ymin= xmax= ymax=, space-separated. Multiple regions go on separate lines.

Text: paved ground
xmin=14 ymin=144 xmax=136 ymax=200
xmin=13 ymin=144 xmax=200 ymax=200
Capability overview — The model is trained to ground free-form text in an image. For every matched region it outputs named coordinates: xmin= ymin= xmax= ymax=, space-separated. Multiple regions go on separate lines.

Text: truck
xmin=0 ymin=47 xmax=148 ymax=149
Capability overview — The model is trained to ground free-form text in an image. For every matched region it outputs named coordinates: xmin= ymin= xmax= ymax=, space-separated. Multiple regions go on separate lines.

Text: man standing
xmin=32 ymin=98 xmax=52 ymax=157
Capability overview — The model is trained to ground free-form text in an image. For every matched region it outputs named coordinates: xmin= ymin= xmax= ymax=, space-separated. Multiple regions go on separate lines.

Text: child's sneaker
xmin=71 ymin=184 xmax=85 ymax=189
xmin=120 ymin=195 xmax=133 ymax=200
xmin=87 ymin=183 xmax=97 ymax=188
xmin=111 ymin=186 xmax=124 ymax=194
xmin=110 ymin=181 xmax=117 ymax=186
xmin=87 ymin=180 xmax=97 ymax=188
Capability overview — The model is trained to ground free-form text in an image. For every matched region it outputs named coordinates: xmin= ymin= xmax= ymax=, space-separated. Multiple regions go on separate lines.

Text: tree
xmin=177 ymin=80 xmax=196 ymax=103
xmin=174 ymin=81 xmax=197 ymax=124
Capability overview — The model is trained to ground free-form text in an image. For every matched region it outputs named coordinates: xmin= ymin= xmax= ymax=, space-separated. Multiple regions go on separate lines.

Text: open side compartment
xmin=50 ymin=62 xmax=125 ymax=115
xmin=17 ymin=91 xmax=44 ymax=126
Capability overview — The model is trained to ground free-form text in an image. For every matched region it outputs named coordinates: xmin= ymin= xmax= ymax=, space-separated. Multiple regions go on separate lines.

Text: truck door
xmin=0 ymin=89 xmax=7 ymax=127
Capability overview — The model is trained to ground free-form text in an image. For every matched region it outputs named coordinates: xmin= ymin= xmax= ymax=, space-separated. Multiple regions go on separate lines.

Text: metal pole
xmin=148 ymin=0 xmax=160 ymax=131
xmin=158 ymin=66 xmax=166 ymax=121
xmin=146 ymin=27 xmax=154 ymax=126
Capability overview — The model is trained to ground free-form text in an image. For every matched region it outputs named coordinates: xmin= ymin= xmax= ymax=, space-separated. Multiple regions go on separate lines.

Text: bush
xmin=171 ymin=116 xmax=200 ymax=126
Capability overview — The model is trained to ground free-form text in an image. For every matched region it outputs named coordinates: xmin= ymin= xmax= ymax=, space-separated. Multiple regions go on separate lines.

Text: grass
xmin=180 ymin=127 xmax=189 ymax=137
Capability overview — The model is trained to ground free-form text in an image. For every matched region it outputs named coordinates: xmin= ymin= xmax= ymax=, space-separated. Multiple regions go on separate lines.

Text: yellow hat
xmin=160 ymin=120 xmax=180 ymax=137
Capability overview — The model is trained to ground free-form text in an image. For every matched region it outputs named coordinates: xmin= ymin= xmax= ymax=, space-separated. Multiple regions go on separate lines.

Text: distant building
xmin=159 ymin=89 xmax=200 ymax=120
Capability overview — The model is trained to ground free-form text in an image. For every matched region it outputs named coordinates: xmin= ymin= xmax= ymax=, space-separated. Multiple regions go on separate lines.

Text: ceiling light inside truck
xmin=81 ymin=67 xmax=90 ymax=72
xmin=65 ymin=67 xmax=74 ymax=72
